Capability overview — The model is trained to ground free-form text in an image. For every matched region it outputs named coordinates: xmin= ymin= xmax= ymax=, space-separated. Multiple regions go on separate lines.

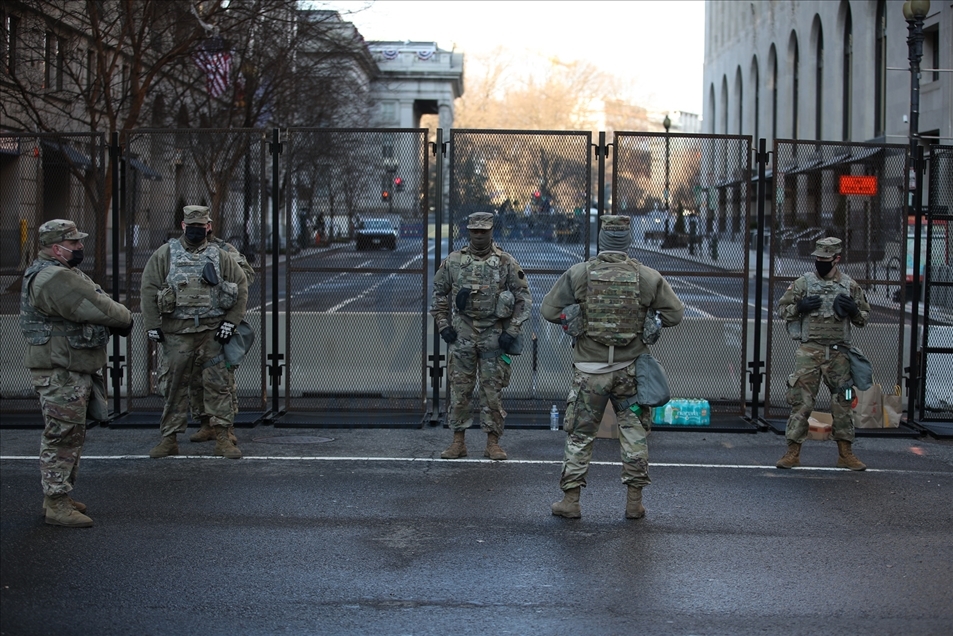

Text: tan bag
xmin=882 ymin=385 xmax=903 ymax=428
xmin=852 ymin=383 xmax=884 ymax=428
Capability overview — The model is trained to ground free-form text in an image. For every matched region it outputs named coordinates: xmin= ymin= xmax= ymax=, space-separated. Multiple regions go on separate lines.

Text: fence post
xmin=747 ymin=138 xmax=768 ymax=427
xmin=109 ymin=132 xmax=125 ymax=418
xmin=428 ymin=129 xmax=447 ymax=426
xmin=268 ymin=128 xmax=284 ymax=418
xmin=907 ymin=144 xmax=924 ymax=423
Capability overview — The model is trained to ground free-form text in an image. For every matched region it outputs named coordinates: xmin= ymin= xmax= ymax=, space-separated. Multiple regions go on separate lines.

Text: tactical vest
xmin=454 ymin=252 xmax=512 ymax=324
xmin=20 ymin=259 xmax=109 ymax=349
xmin=161 ymin=240 xmax=238 ymax=323
xmin=787 ymin=271 xmax=853 ymax=344
xmin=585 ymin=257 xmax=642 ymax=347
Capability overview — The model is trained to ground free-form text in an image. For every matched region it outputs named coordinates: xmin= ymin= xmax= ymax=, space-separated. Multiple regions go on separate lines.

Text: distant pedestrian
xmin=20 ymin=219 xmax=133 ymax=527
xmin=775 ymin=237 xmax=870 ymax=471
xmin=541 ymin=215 xmax=683 ymax=519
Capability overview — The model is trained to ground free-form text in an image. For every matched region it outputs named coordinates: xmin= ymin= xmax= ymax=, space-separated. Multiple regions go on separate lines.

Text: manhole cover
xmin=252 ymin=435 xmax=334 ymax=445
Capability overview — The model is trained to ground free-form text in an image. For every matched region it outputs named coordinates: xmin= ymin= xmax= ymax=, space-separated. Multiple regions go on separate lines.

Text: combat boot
xmin=149 ymin=434 xmax=179 ymax=458
xmin=836 ymin=440 xmax=866 ymax=471
xmin=776 ymin=442 xmax=801 ymax=469
xmin=484 ymin=432 xmax=508 ymax=461
xmin=625 ymin=485 xmax=646 ymax=519
xmin=189 ymin=423 xmax=216 ymax=443
xmin=440 ymin=431 xmax=467 ymax=459
xmin=44 ymin=494 xmax=93 ymax=528
xmin=41 ymin=495 xmax=86 ymax=515
xmin=551 ymin=487 xmax=581 ymax=518
xmin=213 ymin=426 xmax=242 ymax=459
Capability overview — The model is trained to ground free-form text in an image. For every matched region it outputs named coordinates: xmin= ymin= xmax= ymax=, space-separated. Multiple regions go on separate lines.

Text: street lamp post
xmin=903 ymin=0 xmax=929 ymax=423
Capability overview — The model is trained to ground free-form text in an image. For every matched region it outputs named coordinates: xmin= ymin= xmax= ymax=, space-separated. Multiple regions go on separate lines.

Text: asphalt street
xmin=2 ymin=425 xmax=952 ymax=636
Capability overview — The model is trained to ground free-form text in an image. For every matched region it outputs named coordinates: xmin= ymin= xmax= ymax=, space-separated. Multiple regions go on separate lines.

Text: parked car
xmin=355 ymin=218 xmax=398 ymax=250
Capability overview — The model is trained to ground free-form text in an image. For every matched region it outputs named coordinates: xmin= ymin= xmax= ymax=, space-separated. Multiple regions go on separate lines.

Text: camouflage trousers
xmin=447 ymin=329 xmax=511 ymax=435
xmin=785 ymin=343 xmax=855 ymax=443
xmin=157 ymin=331 xmax=234 ymax=436
xmin=31 ymin=368 xmax=92 ymax=496
xmin=559 ymin=362 xmax=652 ymax=491
xmin=158 ymin=347 xmax=239 ymax=423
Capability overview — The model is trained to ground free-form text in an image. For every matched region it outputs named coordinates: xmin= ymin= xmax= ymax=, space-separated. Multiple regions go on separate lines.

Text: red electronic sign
xmin=839 ymin=175 xmax=878 ymax=196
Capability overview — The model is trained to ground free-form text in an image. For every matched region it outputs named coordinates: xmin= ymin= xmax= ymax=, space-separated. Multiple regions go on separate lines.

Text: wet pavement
xmin=2 ymin=424 xmax=952 ymax=635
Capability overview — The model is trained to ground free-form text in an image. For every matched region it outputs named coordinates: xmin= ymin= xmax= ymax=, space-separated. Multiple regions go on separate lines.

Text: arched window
xmin=721 ymin=75 xmax=729 ymax=135
xmin=751 ymin=56 xmax=760 ymax=143
xmin=769 ymin=45 xmax=778 ymax=142
xmin=842 ymin=3 xmax=852 ymax=140
xmin=814 ymin=18 xmax=824 ymax=141
xmin=709 ymin=84 xmax=717 ymax=134
xmin=735 ymin=66 xmax=744 ymax=134
xmin=875 ymin=0 xmax=887 ymax=138
xmin=791 ymin=32 xmax=800 ymax=139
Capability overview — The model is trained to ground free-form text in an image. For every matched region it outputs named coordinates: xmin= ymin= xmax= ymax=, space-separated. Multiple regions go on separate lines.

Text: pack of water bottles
xmin=652 ymin=398 xmax=711 ymax=426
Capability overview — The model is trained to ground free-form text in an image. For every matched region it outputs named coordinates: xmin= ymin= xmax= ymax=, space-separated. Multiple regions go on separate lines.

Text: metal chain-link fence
xmin=765 ymin=140 xmax=908 ymax=418
xmin=0 ymin=133 xmax=107 ymax=416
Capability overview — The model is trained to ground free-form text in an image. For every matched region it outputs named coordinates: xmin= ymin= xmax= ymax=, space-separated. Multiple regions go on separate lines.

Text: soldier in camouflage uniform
xmin=431 ymin=211 xmax=532 ymax=461
xmin=141 ymin=205 xmax=248 ymax=459
xmin=187 ymin=232 xmax=255 ymax=445
xmin=20 ymin=219 xmax=133 ymax=527
xmin=776 ymin=237 xmax=870 ymax=471
xmin=541 ymin=215 xmax=683 ymax=519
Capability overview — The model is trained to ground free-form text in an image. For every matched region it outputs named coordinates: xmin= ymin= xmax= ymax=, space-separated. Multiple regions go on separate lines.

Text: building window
xmin=792 ymin=37 xmax=799 ymax=139
xmin=44 ymin=32 xmax=53 ymax=89
xmin=815 ymin=25 xmax=823 ymax=141
xmin=752 ymin=58 xmax=760 ymax=145
xmin=842 ymin=7 xmax=852 ymax=141
xmin=86 ymin=49 xmax=95 ymax=92
xmin=874 ymin=0 xmax=887 ymax=138
xmin=380 ymin=102 xmax=396 ymax=123
xmin=770 ymin=50 xmax=777 ymax=142
xmin=926 ymin=27 xmax=939 ymax=82
xmin=3 ymin=14 xmax=18 ymax=77
xmin=55 ymin=35 xmax=65 ymax=91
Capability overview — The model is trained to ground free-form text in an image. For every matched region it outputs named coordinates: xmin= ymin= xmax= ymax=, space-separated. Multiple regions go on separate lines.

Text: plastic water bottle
xmin=663 ymin=401 xmax=676 ymax=425
xmin=700 ymin=400 xmax=711 ymax=425
xmin=676 ymin=399 xmax=689 ymax=425
xmin=550 ymin=405 xmax=560 ymax=431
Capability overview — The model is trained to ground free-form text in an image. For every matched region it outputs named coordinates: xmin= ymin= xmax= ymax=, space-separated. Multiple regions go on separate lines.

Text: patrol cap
xmin=600 ymin=215 xmax=630 ymax=230
xmin=467 ymin=212 xmax=494 ymax=230
xmin=811 ymin=237 xmax=843 ymax=258
xmin=183 ymin=205 xmax=211 ymax=224
xmin=38 ymin=219 xmax=88 ymax=246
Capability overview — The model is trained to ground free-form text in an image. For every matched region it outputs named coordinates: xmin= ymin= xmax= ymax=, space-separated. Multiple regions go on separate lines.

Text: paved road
xmin=2 ymin=426 xmax=951 ymax=635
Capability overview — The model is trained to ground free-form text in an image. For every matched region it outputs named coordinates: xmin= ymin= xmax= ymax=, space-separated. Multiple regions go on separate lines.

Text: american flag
xmin=192 ymin=42 xmax=231 ymax=98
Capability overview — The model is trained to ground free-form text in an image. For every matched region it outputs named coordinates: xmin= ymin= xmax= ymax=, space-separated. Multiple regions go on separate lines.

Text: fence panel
xmin=765 ymin=140 xmax=908 ymax=418
xmin=281 ymin=129 xmax=429 ymax=416
xmin=118 ymin=129 xmax=269 ymax=418
xmin=921 ymin=145 xmax=953 ymax=420
xmin=0 ymin=133 xmax=107 ymax=418
xmin=447 ymin=130 xmax=592 ymax=419
xmin=614 ymin=132 xmax=752 ymax=416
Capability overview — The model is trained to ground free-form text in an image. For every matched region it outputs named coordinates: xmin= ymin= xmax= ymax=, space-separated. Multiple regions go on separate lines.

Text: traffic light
xmin=382 ymin=190 xmax=390 ymax=202
xmin=393 ymin=176 xmax=404 ymax=192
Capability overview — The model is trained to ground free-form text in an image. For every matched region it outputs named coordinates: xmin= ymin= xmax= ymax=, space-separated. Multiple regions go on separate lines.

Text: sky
xmin=324 ymin=1 xmax=706 ymax=116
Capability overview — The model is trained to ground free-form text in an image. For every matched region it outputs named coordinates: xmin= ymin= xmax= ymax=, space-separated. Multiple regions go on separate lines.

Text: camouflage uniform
xmin=140 ymin=207 xmax=248 ymax=453
xmin=777 ymin=238 xmax=870 ymax=445
xmin=20 ymin=220 xmax=132 ymax=521
xmin=188 ymin=235 xmax=255 ymax=434
xmin=541 ymin=216 xmax=683 ymax=501
xmin=430 ymin=212 xmax=531 ymax=442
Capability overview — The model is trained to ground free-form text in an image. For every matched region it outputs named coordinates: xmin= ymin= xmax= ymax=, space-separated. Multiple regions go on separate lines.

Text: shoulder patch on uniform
xmin=518 ymin=270 xmax=525 ymax=279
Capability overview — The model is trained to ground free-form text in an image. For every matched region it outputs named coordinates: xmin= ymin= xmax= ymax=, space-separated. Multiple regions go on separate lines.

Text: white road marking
xmin=0 ymin=455 xmax=947 ymax=475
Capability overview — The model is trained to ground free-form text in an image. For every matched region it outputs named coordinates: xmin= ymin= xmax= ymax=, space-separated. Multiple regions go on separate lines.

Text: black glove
xmin=797 ymin=296 xmax=822 ymax=314
xmin=440 ymin=326 xmax=457 ymax=344
xmin=215 ymin=320 xmax=237 ymax=344
xmin=147 ymin=328 xmax=164 ymax=343
xmin=498 ymin=332 xmax=516 ymax=352
xmin=833 ymin=293 xmax=859 ymax=319
xmin=113 ymin=318 xmax=134 ymax=338
xmin=455 ymin=289 xmax=470 ymax=311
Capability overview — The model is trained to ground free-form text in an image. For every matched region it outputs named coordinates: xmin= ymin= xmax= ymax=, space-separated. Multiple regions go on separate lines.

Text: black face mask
xmin=815 ymin=260 xmax=834 ymax=278
xmin=59 ymin=245 xmax=84 ymax=268
xmin=184 ymin=226 xmax=208 ymax=243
